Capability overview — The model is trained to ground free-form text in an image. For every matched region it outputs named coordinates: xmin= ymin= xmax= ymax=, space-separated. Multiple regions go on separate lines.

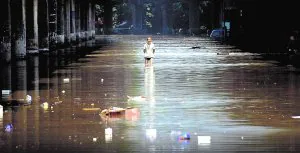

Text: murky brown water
xmin=1 ymin=35 xmax=300 ymax=152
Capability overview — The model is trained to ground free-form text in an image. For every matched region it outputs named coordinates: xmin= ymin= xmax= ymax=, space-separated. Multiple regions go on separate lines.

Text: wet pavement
xmin=1 ymin=35 xmax=300 ymax=152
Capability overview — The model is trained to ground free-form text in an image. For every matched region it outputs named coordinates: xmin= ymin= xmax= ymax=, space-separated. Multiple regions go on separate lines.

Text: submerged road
xmin=1 ymin=35 xmax=300 ymax=152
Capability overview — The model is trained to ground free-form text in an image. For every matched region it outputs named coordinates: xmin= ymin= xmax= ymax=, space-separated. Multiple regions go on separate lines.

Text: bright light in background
xmin=198 ymin=136 xmax=211 ymax=145
xmin=146 ymin=129 xmax=157 ymax=142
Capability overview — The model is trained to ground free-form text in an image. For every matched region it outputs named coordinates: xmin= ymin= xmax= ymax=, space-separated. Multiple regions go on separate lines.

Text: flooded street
xmin=1 ymin=35 xmax=300 ymax=152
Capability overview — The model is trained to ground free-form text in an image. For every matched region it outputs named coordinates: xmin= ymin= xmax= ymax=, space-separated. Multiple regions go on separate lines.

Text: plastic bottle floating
xmin=127 ymin=95 xmax=146 ymax=101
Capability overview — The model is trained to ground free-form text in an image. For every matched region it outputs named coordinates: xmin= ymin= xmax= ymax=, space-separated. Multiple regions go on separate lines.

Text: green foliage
xmin=112 ymin=2 xmax=132 ymax=26
xmin=170 ymin=1 xmax=189 ymax=31
xmin=143 ymin=2 xmax=154 ymax=30
xmin=95 ymin=4 xmax=104 ymax=19
xmin=95 ymin=0 xmax=213 ymax=34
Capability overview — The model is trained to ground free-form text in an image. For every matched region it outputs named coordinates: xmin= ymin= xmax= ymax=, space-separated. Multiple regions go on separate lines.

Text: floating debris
xmin=54 ymin=97 xmax=63 ymax=105
xmin=191 ymin=46 xmax=201 ymax=49
xmin=63 ymin=78 xmax=70 ymax=83
xmin=62 ymin=90 xmax=66 ymax=94
xmin=93 ymin=138 xmax=97 ymax=142
xmin=100 ymin=107 xmax=126 ymax=116
xmin=127 ymin=95 xmax=146 ymax=102
xmin=25 ymin=95 xmax=32 ymax=105
xmin=54 ymin=101 xmax=62 ymax=105
xmin=41 ymin=102 xmax=49 ymax=110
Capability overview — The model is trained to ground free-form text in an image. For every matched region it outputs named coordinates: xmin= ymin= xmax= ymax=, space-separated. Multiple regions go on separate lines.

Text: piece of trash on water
xmin=127 ymin=95 xmax=146 ymax=101
xmin=54 ymin=97 xmax=63 ymax=105
xmin=191 ymin=46 xmax=201 ymax=49
xmin=62 ymin=90 xmax=66 ymax=94
xmin=54 ymin=101 xmax=63 ymax=105
xmin=40 ymin=102 xmax=49 ymax=110
xmin=25 ymin=95 xmax=32 ymax=105
xmin=178 ymin=133 xmax=190 ymax=140
xmin=291 ymin=116 xmax=300 ymax=119
xmin=101 ymin=78 xmax=104 ymax=83
xmin=93 ymin=138 xmax=97 ymax=142
xmin=63 ymin=78 xmax=70 ymax=83
xmin=100 ymin=107 xmax=126 ymax=116
xmin=4 ymin=124 xmax=13 ymax=132
xmin=198 ymin=136 xmax=211 ymax=145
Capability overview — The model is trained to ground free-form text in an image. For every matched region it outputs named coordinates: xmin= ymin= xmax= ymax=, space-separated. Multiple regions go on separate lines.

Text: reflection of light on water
xmin=146 ymin=129 xmax=157 ymax=142
xmin=145 ymin=67 xmax=156 ymax=143
xmin=0 ymin=105 xmax=3 ymax=128
xmin=105 ymin=128 xmax=112 ymax=143
xmin=198 ymin=136 xmax=211 ymax=145
xmin=145 ymin=67 xmax=155 ymax=104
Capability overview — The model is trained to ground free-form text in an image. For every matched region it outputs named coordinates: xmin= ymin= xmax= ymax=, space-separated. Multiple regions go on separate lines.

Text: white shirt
xmin=143 ymin=43 xmax=155 ymax=58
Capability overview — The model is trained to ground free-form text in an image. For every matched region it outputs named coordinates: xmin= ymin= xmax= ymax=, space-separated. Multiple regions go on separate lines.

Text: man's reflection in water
xmin=144 ymin=66 xmax=156 ymax=142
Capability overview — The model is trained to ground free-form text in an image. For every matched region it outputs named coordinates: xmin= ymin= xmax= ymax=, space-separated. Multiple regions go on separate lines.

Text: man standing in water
xmin=143 ymin=37 xmax=155 ymax=67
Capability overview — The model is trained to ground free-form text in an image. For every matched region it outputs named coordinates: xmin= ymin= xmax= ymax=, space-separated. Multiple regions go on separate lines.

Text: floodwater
xmin=1 ymin=35 xmax=300 ymax=153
